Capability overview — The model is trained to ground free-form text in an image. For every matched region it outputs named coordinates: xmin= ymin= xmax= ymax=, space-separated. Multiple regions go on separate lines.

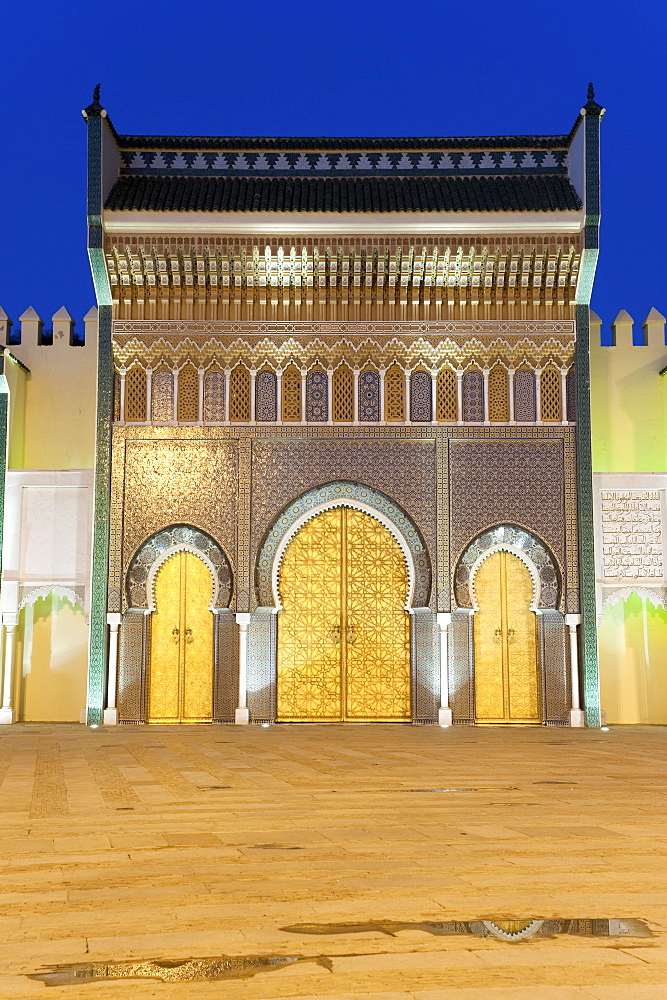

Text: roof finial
xmin=83 ymin=83 xmax=103 ymax=118
xmin=93 ymin=83 xmax=101 ymax=103
xmin=582 ymin=81 xmax=603 ymax=117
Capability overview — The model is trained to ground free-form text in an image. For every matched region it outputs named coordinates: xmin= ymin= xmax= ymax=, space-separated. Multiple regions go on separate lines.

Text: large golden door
xmin=148 ymin=551 xmax=214 ymax=723
xmin=473 ymin=550 xmax=540 ymax=723
xmin=277 ymin=507 xmax=411 ymax=722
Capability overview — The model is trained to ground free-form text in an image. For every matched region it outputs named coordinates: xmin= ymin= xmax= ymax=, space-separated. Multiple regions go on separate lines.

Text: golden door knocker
xmin=329 ymin=625 xmax=341 ymax=644
xmin=493 ymin=628 xmax=502 ymax=643
xmin=507 ymin=628 xmax=515 ymax=644
xmin=346 ymin=622 xmax=356 ymax=644
xmin=171 ymin=627 xmax=180 ymax=643
xmin=185 ymin=627 xmax=194 ymax=644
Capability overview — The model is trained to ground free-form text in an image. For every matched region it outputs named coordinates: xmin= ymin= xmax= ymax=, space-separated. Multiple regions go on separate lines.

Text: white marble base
xmin=235 ymin=707 xmax=250 ymax=725
xmin=569 ymin=709 xmax=586 ymax=728
xmin=0 ymin=707 xmax=14 ymax=725
xmin=438 ymin=707 xmax=453 ymax=727
xmin=103 ymin=708 xmax=119 ymax=726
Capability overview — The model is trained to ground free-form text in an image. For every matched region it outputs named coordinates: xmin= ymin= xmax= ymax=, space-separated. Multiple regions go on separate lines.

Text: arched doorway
xmin=148 ymin=550 xmax=214 ymax=723
xmin=277 ymin=506 xmax=411 ymax=722
xmin=472 ymin=550 xmax=540 ymax=723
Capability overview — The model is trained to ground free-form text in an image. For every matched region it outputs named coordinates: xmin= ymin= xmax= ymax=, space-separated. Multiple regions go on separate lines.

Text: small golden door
xmin=148 ymin=551 xmax=214 ymax=723
xmin=473 ymin=550 xmax=540 ymax=723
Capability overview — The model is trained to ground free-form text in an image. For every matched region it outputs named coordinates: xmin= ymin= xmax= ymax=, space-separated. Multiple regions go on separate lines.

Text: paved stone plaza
xmin=1 ymin=723 xmax=666 ymax=998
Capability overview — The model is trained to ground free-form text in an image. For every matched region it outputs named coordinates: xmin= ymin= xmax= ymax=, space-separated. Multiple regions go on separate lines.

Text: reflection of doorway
xmin=473 ymin=550 xmax=540 ymax=723
xmin=148 ymin=551 xmax=214 ymax=723
xmin=277 ymin=506 xmax=411 ymax=722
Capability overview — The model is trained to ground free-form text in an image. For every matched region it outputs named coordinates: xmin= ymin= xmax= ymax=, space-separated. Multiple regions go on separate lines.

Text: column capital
xmin=106 ymin=612 xmax=122 ymax=628
xmin=235 ymin=612 xmax=251 ymax=627
xmin=565 ymin=614 xmax=582 ymax=626
xmin=1 ymin=612 xmax=18 ymax=629
xmin=436 ymin=612 xmax=452 ymax=628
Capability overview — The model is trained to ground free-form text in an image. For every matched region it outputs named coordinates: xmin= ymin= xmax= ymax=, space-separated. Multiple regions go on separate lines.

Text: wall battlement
xmin=0 ymin=306 xmax=97 ymax=348
xmin=0 ymin=307 xmax=98 ymax=471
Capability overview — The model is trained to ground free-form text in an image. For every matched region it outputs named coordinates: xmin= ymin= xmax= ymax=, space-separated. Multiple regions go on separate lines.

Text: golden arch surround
xmin=256 ymin=481 xmax=431 ymax=611
xmin=468 ymin=543 xmax=541 ymax=612
xmin=146 ymin=544 xmax=222 ymax=611
xmin=272 ymin=499 xmax=416 ymax=610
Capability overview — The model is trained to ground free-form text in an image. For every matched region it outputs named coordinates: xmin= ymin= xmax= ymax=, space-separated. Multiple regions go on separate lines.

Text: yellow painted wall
xmin=590 ymin=311 xmax=667 ymax=473
xmin=15 ymin=595 xmax=88 ymax=722
xmin=9 ymin=318 xmax=97 ymax=471
xmin=599 ymin=594 xmax=667 ymax=725
xmin=4 ymin=354 xmax=27 ymax=469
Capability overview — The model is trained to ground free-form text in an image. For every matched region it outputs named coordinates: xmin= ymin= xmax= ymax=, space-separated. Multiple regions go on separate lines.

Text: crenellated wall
xmin=0 ymin=307 xmax=97 ymax=723
xmin=591 ymin=308 xmax=667 ymax=724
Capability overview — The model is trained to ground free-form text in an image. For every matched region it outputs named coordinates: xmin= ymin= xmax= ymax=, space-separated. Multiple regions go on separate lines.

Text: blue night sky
xmin=1 ymin=0 xmax=665 ymax=344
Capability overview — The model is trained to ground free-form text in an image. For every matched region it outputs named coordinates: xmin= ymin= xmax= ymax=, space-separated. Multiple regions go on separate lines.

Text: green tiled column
xmin=574 ymin=88 xmax=604 ymax=727
xmin=84 ymin=94 xmax=114 ymax=725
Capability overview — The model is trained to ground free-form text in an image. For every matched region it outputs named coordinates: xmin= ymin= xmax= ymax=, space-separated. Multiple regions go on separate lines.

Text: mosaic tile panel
xmin=566 ymin=367 xmax=576 ymax=422
xmin=411 ymin=609 xmax=439 ymax=723
xmin=462 ymin=371 xmax=484 ymax=422
xmin=306 ymin=370 xmax=328 ymax=422
xmin=247 ymin=609 xmax=277 ymax=721
xmin=203 ymin=370 xmax=225 ymax=421
xmin=255 ymin=370 xmax=277 ymax=422
xmin=410 ymin=371 xmax=432 ymax=422
xmin=236 ymin=439 xmax=252 ymax=611
xmin=514 ymin=368 xmax=537 ymax=422
xmin=449 ymin=438 xmax=566 ymax=600
xmin=449 ymin=610 xmax=474 ymax=722
xmin=118 ymin=611 xmax=147 ymax=723
xmin=358 ymin=370 xmax=380 ymax=422
xmin=213 ymin=610 xmax=239 ymax=722
xmin=250 ymin=438 xmax=436 ymax=609
xmin=121 ymin=440 xmax=238 ymax=605
xmin=539 ymin=610 xmax=571 ymax=724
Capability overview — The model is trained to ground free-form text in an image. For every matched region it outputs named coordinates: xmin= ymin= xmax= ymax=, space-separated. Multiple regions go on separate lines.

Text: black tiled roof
xmin=105 ymin=174 xmax=582 ymax=213
xmin=114 ymin=133 xmax=571 ymax=151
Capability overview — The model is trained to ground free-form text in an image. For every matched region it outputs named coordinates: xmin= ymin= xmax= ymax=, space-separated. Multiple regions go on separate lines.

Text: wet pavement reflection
xmin=30 ymin=955 xmax=308 ymax=986
xmin=30 ymin=918 xmax=652 ymax=985
xmin=281 ymin=917 xmax=652 ymax=941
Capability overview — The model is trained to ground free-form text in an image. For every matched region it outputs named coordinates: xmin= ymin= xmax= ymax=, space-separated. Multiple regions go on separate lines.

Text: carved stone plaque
xmin=601 ymin=491 xmax=664 ymax=580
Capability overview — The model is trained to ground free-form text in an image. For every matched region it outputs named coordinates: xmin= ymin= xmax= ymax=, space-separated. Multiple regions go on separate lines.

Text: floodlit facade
xmin=1 ymin=87 xmax=615 ymax=727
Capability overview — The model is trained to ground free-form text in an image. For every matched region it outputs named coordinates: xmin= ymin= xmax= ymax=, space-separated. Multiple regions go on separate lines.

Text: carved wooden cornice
xmin=105 ymin=234 xmax=582 ymax=323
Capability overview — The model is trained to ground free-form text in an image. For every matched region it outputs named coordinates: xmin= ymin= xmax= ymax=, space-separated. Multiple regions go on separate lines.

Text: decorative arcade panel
xmin=276 ymin=507 xmax=411 ymax=722
xmin=148 ymin=551 xmax=214 ymax=723
xmin=473 ymin=551 xmax=540 ymax=724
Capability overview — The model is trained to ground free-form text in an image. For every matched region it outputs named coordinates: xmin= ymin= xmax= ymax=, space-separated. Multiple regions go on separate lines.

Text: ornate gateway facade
xmin=82 ymin=87 xmax=604 ymax=727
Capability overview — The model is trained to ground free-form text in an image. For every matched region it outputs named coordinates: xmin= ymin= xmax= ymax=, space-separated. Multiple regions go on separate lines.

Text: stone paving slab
xmin=0 ymin=723 xmax=666 ymax=997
